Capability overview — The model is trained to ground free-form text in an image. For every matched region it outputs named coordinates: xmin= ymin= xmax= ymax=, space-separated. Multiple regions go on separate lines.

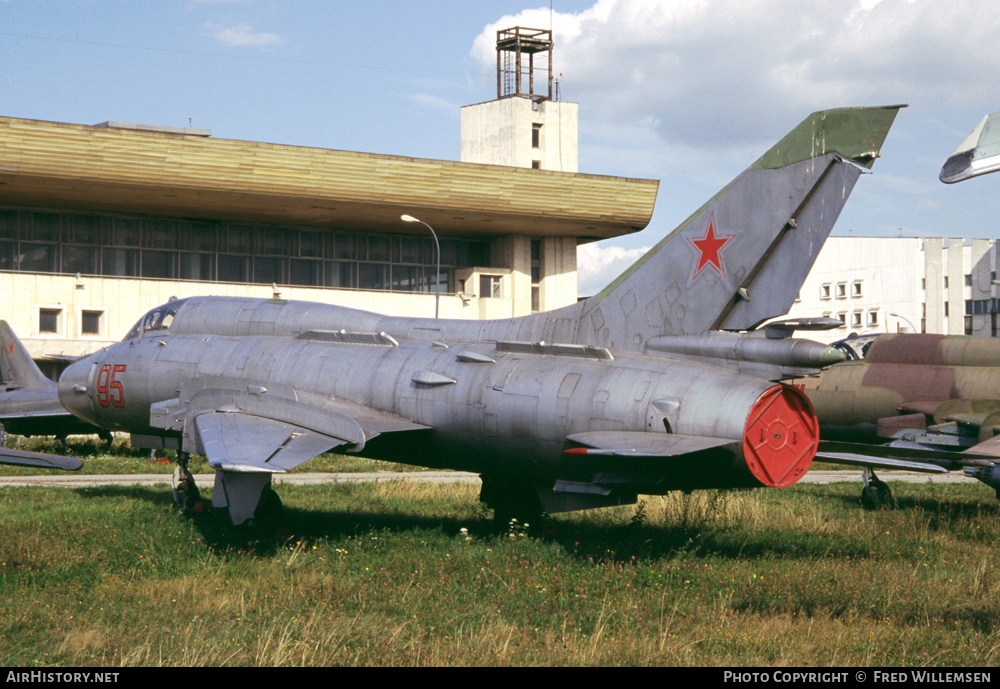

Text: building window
xmin=836 ymin=312 xmax=847 ymax=327
xmin=820 ymin=284 xmax=831 ymax=300
xmin=852 ymin=311 xmax=863 ymax=327
xmin=868 ymin=310 xmax=879 ymax=326
xmin=836 ymin=282 xmax=847 ymax=299
xmin=532 ymin=123 xmax=541 ymax=148
xmin=39 ymin=308 xmax=61 ymax=334
xmin=965 ymin=274 xmax=973 ymax=287
xmin=479 ymin=275 xmax=502 ymax=299
xmin=531 ymin=160 xmax=541 ymax=170
xmin=81 ymin=310 xmax=103 ymax=336
xmin=0 ymin=207 xmax=489 ymax=295
xmin=852 ymin=281 xmax=863 ymax=297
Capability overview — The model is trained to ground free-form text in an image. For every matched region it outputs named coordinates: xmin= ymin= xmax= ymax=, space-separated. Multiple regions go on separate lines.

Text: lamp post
xmin=991 ymin=280 xmax=1000 ymax=338
xmin=889 ymin=312 xmax=917 ymax=334
xmin=401 ymin=214 xmax=441 ymax=319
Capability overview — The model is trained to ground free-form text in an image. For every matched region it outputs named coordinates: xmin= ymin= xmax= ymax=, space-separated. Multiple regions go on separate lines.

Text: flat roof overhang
xmin=0 ymin=116 xmax=658 ymax=241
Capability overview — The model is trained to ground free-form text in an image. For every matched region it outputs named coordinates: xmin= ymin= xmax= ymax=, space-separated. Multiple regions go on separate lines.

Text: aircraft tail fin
xmin=579 ymin=105 xmax=904 ymax=352
xmin=0 ymin=321 xmax=53 ymax=389
xmin=940 ymin=112 xmax=1000 ymax=183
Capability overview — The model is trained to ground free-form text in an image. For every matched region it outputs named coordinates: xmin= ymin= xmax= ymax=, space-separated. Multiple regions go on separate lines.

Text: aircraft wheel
xmin=861 ymin=477 xmax=895 ymax=509
xmin=481 ymin=478 xmax=543 ymax=534
xmin=253 ymin=486 xmax=284 ymax=524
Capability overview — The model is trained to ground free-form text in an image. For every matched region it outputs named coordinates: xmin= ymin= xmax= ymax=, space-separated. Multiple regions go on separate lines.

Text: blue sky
xmin=3 ymin=0 xmax=999 ymax=295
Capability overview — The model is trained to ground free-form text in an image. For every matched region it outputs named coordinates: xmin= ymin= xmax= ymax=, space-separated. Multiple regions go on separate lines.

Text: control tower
xmin=461 ymin=27 xmax=578 ymax=173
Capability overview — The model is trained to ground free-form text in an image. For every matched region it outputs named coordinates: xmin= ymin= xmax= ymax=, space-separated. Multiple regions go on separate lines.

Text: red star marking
xmin=687 ymin=212 xmax=735 ymax=280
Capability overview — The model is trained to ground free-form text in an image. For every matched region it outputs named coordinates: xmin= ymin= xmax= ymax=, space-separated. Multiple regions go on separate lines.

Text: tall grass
xmin=0 ymin=478 xmax=997 ymax=666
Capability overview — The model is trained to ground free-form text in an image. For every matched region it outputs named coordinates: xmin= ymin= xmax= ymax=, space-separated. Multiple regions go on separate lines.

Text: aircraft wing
xmin=940 ymin=112 xmax=1000 ymax=183
xmin=150 ymin=376 xmax=431 ymax=474
xmin=0 ymin=447 xmax=83 ymax=470
xmin=557 ymin=429 xmax=810 ymax=497
xmin=193 ymin=412 xmax=350 ymax=473
xmin=814 ymin=440 xmax=986 ymax=473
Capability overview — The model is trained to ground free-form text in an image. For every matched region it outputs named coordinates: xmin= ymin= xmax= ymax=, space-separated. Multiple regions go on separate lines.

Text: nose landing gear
xmin=171 ymin=452 xmax=208 ymax=515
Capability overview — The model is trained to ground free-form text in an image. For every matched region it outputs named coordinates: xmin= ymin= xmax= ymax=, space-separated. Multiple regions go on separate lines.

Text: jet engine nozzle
xmin=742 ymin=385 xmax=818 ymax=488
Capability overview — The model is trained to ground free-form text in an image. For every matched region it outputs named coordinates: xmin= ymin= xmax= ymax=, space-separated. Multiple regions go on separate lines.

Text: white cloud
xmin=204 ymin=23 xmax=284 ymax=49
xmin=472 ymin=0 xmax=1000 ymax=149
xmin=577 ymin=242 xmax=650 ymax=296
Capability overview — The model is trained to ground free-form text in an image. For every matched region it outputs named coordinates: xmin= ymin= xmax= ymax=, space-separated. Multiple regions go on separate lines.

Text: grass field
xmin=1 ymin=457 xmax=998 ymax=667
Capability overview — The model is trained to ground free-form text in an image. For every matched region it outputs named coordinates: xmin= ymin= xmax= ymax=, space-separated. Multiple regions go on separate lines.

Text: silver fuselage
xmin=58 ymin=296 xmax=789 ymax=491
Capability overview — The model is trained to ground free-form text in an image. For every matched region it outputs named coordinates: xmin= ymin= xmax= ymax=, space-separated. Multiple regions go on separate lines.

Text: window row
xmin=965 ymin=298 xmax=1000 ymax=316
xmin=4 ymin=246 xmax=455 ymax=291
xmin=37 ymin=307 xmax=105 ymax=338
xmin=0 ymin=208 xmax=491 ymax=292
xmin=824 ymin=310 xmax=880 ymax=328
xmin=0 ymin=209 xmax=486 ymax=262
xmin=820 ymin=281 xmax=863 ymax=300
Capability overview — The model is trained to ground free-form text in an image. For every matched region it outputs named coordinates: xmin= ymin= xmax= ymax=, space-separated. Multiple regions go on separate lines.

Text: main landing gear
xmin=861 ymin=466 xmax=895 ymax=509
xmin=172 ymin=453 xmax=284 ymax=527
xmin=480 ymin=477 xmax=545 ymax=534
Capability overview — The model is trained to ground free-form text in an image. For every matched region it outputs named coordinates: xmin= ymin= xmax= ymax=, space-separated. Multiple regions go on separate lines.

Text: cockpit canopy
xmin=831 ymin=333 xmax=880 ymax=361
xmin=124 ymin=299 xmax=189 ymax=341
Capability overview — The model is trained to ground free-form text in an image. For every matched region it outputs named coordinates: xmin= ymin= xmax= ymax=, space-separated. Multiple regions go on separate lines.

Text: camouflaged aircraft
xmin=0 ymin=322 xmax=87 ymax=470
xmin=31 ymin=106 xmax=904 ymax=526
xmin=790 ymin=112 xmax=1000 ymax=507
xmin=796 ymin=333 xmax=1000 ymax=505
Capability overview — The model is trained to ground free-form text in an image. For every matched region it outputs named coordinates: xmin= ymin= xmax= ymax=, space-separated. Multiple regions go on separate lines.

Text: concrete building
xmin=462 ymin=27 xmax=577 ymax=174
xmin=0 ymin=115 xmax=656 ymax=373
xmin=461 ymin=97 xmax=578 ymax=172
xmin=0 ymin=27 xmax=660 ymax=375
xmin=784 ymin=236 xmax=1000 ymax=342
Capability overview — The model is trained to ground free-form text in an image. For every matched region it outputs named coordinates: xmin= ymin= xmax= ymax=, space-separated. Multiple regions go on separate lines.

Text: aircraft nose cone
xmin=58 ymin=358 xmax=95 ymax=424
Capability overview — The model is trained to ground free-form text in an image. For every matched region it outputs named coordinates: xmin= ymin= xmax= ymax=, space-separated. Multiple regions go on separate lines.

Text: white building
xmin=785 ymin=236 xmax=1000 ymax=342
xmin=0 ymin=27 xmax=659 ymax=376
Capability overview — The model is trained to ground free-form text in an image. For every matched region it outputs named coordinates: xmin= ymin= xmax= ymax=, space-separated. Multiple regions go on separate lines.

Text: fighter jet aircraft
xmin=940 ymin=111 xmax=1000 ymax=183
xmin=47 ymin=106 xmax=902 ymax=526
xmin=795 ymin=333 xmax=1000 ymax=505
xmin=0 ymin=322 xmax=85 ymax=470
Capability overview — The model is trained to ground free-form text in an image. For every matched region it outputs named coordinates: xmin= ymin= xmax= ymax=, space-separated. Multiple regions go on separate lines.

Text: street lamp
xmin=400 ymin=214 xmax=441 ymax=319
xmin=889 ymin=312 xmax=917 ymax=333
xmin=991 ymin=280 xmax=1000 ymax=338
